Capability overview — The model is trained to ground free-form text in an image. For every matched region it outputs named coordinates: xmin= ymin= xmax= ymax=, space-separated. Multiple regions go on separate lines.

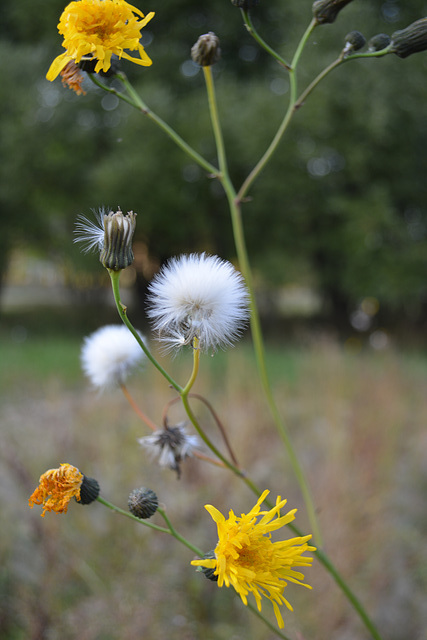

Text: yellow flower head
xmin=47 ymin=0 xmax=155 ymax=82
xmin=191 ymin=491 xmax=316 ymax=629
xmin=29 ymin=463 xmax=84 ymax=516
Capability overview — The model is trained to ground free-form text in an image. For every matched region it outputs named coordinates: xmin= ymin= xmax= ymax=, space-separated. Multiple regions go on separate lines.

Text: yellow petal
xmin=46 ymin=53 xmax=73 ymax=81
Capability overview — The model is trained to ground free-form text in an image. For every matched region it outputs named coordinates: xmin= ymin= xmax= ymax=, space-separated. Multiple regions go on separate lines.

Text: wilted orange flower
xmin=29 ymin=463 xmax=84 ymax=516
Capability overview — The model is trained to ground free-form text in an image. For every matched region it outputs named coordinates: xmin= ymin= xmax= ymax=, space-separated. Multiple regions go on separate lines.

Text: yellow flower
xmin=191 ymin=491 xmax=316 ymax=629
xmin=29 ymin=463 xmax=84 ymax=516
xmin=47 ymin=0 xmax=155 ymax=82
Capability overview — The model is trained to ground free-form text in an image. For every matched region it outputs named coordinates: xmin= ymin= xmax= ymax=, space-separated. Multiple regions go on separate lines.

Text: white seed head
xmin=146 ymin=253 xmax=250 ymax=352
xmin=81 ymin=325 xmax=146 ymax=391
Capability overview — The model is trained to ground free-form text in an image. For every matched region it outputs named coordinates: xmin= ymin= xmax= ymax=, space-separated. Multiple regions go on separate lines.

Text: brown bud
xmin=343 ymin=30 xmax=366 ymax=53
xmin=391 ymin=18 xmax=427 ymax=58
xmin=191 ymin=32 xmax=221 ymax=67
xmin=368 ymin=34 xmax=391 ymax=52
xmin=231 ymin=0 xmax=260 ymax=9
xmin=312 ymin=0 xmax=355 ymax=25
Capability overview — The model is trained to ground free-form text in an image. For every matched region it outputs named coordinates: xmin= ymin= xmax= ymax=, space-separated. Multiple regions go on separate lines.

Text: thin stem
xmin=119 ymin=73 xmax=220 ymax=177
xmin=202 ymin=60 xmax=322 ymax=544
xmin=88 ymin=73 xmax=219 ymax=177
xmin=96 ymin=496 xmax=170 ymax=533
xmin=246 ymin=601 xmax=292 ymax=640
xmin=181 ymin=338 xmax=200 ymax=395
xmin=295 ymin=56 xmax=343 ymax=109
xmin=157 ymin=508 xmax=204 ymax=556
xmin=108 ymin=269 xmax=182 ymax=393
xmin=236 ymin=19 xmax=317 ymax=201
xmin=241 ymin=8 xmax=291 ymax=69
xmin=189 ymin=394 xmax=240 ymax=467
xmin=120 ymin=383 xmax=158 ymax=431
xmin=202 ymin=66 xmax=227 ymax=176
xmin=181 ymin=394 xmax=245 ymax=476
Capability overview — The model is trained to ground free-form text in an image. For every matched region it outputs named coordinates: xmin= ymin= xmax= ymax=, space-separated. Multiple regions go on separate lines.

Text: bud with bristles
xmin=312 ymin=0 xmax=355 ymax=25
xmin=128 ymin=487 xmax=159 ymax=519
xmin=99 ymin=209 xmax=137 ymax=271
xmin=391 ymin=18 xmax=427 ymax=59
xmin=191 ymin=32 xmax=221 ymax=67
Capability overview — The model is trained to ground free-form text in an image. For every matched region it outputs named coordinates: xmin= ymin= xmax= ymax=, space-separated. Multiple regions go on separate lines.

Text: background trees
xmin=1 ymin=0 xmax=426 ymax=331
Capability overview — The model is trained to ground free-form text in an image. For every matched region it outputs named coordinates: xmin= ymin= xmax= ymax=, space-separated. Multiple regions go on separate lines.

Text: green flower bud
xmin=391 ymin=18 xmax=427 ymax=58
xmin=128 ymin=487 xmax=159 ymax=519
xmin=99 ymin=209 xmax=136 ymax=271
xmin=344 ymin=30 xmax=366 ymax=53
xmin=368 ymin=34 xmax=391 ymax=52
xmin=312 ymin=0 xmax=355 ymax=25
xmin=191 ymin=32 xmax=221 ymax=67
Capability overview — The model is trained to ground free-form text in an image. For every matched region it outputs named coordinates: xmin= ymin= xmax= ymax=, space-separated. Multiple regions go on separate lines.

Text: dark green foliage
xmin=1 ymin=0 xmax=427 ymax=327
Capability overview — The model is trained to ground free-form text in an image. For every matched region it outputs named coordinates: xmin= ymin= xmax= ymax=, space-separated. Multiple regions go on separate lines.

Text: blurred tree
xmin=0 ymin=0 xmax=426 ymax=329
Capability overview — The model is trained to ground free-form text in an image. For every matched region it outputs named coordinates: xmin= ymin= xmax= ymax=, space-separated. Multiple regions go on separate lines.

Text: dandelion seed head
xmin=147 ymin=253 xmax=250 ymax=352
xmin=81 ymin=324 xmax=146 ymax=391
xmin=138 ymin=424 xmax=200 ymax=477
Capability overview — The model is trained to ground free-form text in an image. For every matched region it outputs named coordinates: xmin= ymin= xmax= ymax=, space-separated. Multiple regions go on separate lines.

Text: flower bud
xmin=391 ymin=18 xmax=427 ymax=58
xmin=312 ymin=0 xmax=355 ymax=25
xmin=128 ymin=487 xmax=159 ymax=519
xmin=231 ymin=0 xmax=259 ymax=9
xmin=99 ymin=209 xmax=136 ymax=271
xmin=199 ymin=551 xmax=218 ymax=582
xmin=368 ymin=34 xmax=391 ymax=52
xmin=191 ymin=32 xmax=221 ymax=67
xmin=78 ymin=475 xmax=100 ymax=504
xmin=343 ymin=30 xmax=366 ymax=53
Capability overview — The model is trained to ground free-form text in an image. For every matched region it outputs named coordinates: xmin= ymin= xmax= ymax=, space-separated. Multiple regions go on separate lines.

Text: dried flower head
xmin=29 ymin=464 xmax=83 ymax=516
xmin=81 ymin=325 xmax=146 ymax=391
xmin=60 ymin=60 xmax=87 ymax=95
xmin=74 ymin=207 xmax=137 ymax=270
xmin=138 ymin=424 xmax=200 ymax=477
xmin=191 ymin=32 xmax=221 ymax=66
xmin=46 ymin=0 xmax=154 ymax=82
xmin=191 ymin=491 xmax=316 ymax=629
xmin=147 ymin=253 xmax=250 ymax=352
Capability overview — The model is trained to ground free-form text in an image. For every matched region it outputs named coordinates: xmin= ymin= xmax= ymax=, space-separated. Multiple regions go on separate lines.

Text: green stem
xmin=88 ymin=73 xmax=219 ymax=177
xmin=246 ymin=601 xmax=292 ymax=640
xmin=181 ymin=338 xmax=200 ymax=395
xmin=108 ymin=269 xmax=182 ymax=393
xmin=241 ymin=8 xmax=291 ymax=69
xmin=237 ymin=18 xmax=317 ymax=201
xmin=157 ymin=508 xmax=204 ymax=556
xmin=295 ymin=46 xmax=393 ymax=110
xmin=203 ymin=58 xmax=322 ymax=546
xmin=96 ymin=496 xmax=170 ymax=533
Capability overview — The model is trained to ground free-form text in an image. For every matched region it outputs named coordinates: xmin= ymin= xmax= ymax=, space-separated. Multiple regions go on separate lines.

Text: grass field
xmin=1 ymin=315 xmax=427 ymax=640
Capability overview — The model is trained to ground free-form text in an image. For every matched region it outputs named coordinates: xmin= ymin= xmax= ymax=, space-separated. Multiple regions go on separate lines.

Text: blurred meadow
xmin=2 ymin=0 xmax=427 ymax=638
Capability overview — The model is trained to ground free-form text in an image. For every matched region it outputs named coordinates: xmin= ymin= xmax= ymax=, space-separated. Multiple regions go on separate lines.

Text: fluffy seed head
xmin=81 ymin=325 xmax=146 ymax=391
xmin=146 ymin=253 xmax=250 ymax=352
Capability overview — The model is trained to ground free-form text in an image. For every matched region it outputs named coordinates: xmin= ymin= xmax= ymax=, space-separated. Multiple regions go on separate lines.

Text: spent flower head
xmin=74 ymin=207 xmax=137 ymax=270
xmin=191 ymin=490 xmax=316 ymax=629
xmin=147 ymin=253 xmax=250 ymax=352
xmin=138 ymin=424 xmax=200 ymax=477
xmin=81 ymin=324 xmax=146 ymax=391
xmin=29 ymin=463 xmax=99 ymax=516
xmin=46 ymin=0 xmax=154 ymax=82
xmin=191 ymin=32 xmax=221 ymax=66
xmin=312 ymin=0 xmax=355 ymax=25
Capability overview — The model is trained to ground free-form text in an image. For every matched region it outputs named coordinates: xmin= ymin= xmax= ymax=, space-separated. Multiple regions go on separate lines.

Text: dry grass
xmin=1 ymin=333 xmax=427 ymax=640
